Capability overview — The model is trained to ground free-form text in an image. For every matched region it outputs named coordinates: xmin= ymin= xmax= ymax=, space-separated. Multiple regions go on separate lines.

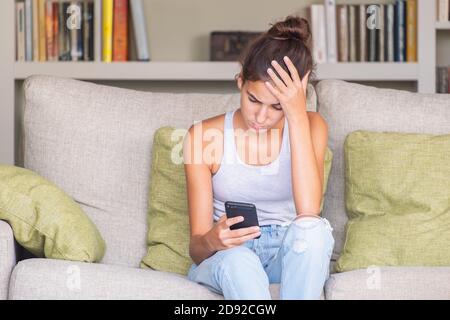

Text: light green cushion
xmin=141 ymin=126 xmax=333 ymax=275
xmin=0 ymin=165 xmax=106 ymax=262
xmin=336 ymin=131 xmax=450 ymax=272
xmin=140 ymin=127 xmax=192 ymax=275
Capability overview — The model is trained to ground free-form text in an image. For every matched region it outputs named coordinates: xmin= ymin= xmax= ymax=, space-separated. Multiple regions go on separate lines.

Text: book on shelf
xmin=16 ymin=2 xmax=25 ymax=61
xmin=310 ymin=5 xmax=327 ymax=64
xmin=15 ymin=0 xmax=150 ymax=62
xmin=438 ymin=0 xmax=450 ymax=22
xmin=348 ymin=5 xmax=357 ymax=62
xmin=324 ymin=0 xmax=338 ymax=63
xmin=309 ymin=0 xmax=417 ymax=63
xmin=358 ymin=5 xmax=367 ymax=62
xmin=130 ymin=0 xmax=150 ymax=61
xmin=337 ymin=5 xmax=349 ymax=62
xmin=385 ymin=4 xmax=395 ymax=62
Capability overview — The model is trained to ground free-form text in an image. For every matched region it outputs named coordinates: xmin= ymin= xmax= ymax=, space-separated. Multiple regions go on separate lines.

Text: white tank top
xmin=212 ymin=109 xmax=297 ymax=226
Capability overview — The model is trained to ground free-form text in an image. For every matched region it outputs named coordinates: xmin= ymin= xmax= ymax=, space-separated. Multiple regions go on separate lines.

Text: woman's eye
xmin=272 ymin=105 xmax=282 ymax=111
xmin=248 ymin=98 xmax=258 ymax=103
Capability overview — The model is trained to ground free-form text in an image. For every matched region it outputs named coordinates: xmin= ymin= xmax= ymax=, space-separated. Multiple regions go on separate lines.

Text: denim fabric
xmin=187 ymin=217 xmax=335 ymax=300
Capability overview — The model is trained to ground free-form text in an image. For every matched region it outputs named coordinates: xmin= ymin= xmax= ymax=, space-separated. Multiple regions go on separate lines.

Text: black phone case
xmin=225 ymin=201 xmax=260 ymax=239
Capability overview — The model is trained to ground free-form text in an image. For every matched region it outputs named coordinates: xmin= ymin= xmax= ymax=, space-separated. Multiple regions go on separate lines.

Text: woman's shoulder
xmin=184 ymin=112 xmax=228 ymax=170
xmin=188 ymin=111 xmax=228 ymax=134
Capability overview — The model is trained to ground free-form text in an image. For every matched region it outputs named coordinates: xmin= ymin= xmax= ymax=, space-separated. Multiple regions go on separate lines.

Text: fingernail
xmin=283 ymin=56 xmax=288 ymax=60
xmin=267 ymin=68 xmax=272 ymax=73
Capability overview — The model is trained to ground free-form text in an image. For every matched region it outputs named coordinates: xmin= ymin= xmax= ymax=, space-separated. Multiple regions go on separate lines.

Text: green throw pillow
xmin=0 ymin=165 xmax=106 ymax=262
xmin=141 ymin=126 xmax=333 ymax=275
xmin=336 ymin=130 xmax=450 ymax=272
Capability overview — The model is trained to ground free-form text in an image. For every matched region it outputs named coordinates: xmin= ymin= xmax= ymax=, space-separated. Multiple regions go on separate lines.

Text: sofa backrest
xmin=22 ymin=75 xmax=317 ymax=267
xmin=315 ymin=80 xmax=450 ymax=260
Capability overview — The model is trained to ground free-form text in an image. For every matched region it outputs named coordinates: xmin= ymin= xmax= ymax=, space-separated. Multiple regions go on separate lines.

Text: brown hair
xmin=236 ymin=15 xmax=314 ymax=85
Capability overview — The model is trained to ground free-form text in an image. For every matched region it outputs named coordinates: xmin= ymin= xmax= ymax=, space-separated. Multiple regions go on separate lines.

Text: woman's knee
xmin=282 ymin=218 xmax=335 ymax=256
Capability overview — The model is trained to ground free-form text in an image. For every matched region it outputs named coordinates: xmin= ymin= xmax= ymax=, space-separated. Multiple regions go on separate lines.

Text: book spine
xmin=16 ymin=2 xmax=26 ymax=61
xmin=130 ymin=0 xmax=150 ymax=61
xmin=406 ymin=0 xmax=417 ymax=62
xmin=394 ymin=0 xmax=406 ymax=62
xmin=32 ymin=0 xmax=39 ymax=61
xmin=77 ymin=1 xmax=84 ymax=60
xmin=386 ymin=4 xmax=395 ymax=62
xmin=58 ymin=2 xmax=69 ymax=60
xmin=358 ymin=5 xmax=367 ymax=62
xmin=337 ymin=5 xmax=349 ymax=62
xmin=83 ymin=1 xmax=94 ymax=61
xmin=113 ymin=0 xmax=129 ymax=61
xmin=69 ymin=1 xmax=82 ymax=61
xmin=310 ymin=5 xmax=327 ymax=64
xmin=348 ymin=5 xmax=357 ymax=62
xmin=438 ymin=0 xmax=449 ymax=22
xmin=25 ymin=0 xmax=33 ymax=61
xmin=324 ymin=0 xmax=337 ymax=63
xmin=94 ymin=0 xmax=102 ymax=61
xmin=38 ymin=0 xmax=47 ymax=61
xmin=378 ymin=5 xmax=385 ymax=62
xmin=102 ymin=0 xmax=114 ymax=62
xmin=367 ymin=5 xmax=378 ymax=62
xmin=52 ymin=1 xmax=59 ymax=61
xmin=45 ymin=0 xmax=55 ymax=61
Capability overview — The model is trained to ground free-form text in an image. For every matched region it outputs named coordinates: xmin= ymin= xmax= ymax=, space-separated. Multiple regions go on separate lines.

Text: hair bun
xmin=267 ymin=15 xmax=311 ymax=46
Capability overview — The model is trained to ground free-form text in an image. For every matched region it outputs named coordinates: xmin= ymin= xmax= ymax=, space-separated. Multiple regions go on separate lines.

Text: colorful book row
xmin=15 ymin=0 xmax=150 ymax=62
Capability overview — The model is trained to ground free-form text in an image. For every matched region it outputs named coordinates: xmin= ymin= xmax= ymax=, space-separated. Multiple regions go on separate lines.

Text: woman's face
xmin=236 ymin=76 xmax=285 ymax=132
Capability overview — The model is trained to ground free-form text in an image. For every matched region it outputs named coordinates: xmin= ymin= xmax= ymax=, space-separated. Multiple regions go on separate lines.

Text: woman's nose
xmin=256 ymin=106 xmax=269 ymax=124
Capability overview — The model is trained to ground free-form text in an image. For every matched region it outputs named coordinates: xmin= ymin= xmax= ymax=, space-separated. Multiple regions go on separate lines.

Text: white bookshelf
xmin=14 ymin=61 xmax=420 ymax=81
xmin=436 ymin=22 xmax=450 ymax=30
xmin=0 ymin=0 xmax=442 ymax=165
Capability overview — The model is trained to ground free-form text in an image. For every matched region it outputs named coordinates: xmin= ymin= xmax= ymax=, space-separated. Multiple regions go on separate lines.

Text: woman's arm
xmin=183 ymin=124 xmax=216 ymax=265
xmin=264 ymin=56 xmax=328 ymax=216
xmin=287 ymin=112 xmax=328 ymax=215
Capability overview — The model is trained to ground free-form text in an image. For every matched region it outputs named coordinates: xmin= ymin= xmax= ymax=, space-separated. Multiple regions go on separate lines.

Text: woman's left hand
xmin=265 ymin=56 xmax=310 ymax=121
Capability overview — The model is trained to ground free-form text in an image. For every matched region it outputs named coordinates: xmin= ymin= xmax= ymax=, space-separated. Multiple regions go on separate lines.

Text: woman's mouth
xmin=249 ymin=122 xmax=266 ymax=131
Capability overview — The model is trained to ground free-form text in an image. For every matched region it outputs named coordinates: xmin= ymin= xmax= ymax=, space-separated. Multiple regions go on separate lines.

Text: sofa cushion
xmin=8 ymin=258 xmax=289 ymax=299
xmin=315 ymin=80 xmax=450 ymax=260
xmin=23 ymin=75 xmax=317 ymax=267
xmin=336 ymin=131 xmax=450 ymax=272
xmin=325 ymin=267 xmax=450 ymax=300
xmin=0 ymin=165 xmax=106 ymax=262
xmin=141 ymin=127 xmax=193 ymax=275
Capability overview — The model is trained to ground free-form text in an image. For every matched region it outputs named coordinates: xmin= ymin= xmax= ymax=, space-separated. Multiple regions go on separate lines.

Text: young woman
xmin=183 ymin=15 xmax=334 ymax=300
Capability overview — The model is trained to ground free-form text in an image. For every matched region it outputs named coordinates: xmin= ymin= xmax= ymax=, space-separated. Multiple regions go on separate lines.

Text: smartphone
xmin=225 ymin=201 xmax=260 ymax=239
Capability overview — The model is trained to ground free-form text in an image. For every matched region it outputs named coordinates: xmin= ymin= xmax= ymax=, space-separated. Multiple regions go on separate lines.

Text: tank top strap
xmin=222 ymin=109 xmax=237 ymax=164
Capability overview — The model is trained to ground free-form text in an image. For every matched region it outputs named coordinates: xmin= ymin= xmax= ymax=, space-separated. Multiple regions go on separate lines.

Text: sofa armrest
xmin=0 ymin=220 xmax=18 ymax=300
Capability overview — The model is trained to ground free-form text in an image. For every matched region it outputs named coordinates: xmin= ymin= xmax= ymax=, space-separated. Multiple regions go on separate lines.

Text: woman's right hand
xmin=203 ymin=215 xmax=261 ymax=251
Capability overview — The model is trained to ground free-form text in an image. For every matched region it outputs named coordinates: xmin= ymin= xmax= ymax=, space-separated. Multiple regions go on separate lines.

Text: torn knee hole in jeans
xmin=291 ymin=239 xmax=308 ymax=253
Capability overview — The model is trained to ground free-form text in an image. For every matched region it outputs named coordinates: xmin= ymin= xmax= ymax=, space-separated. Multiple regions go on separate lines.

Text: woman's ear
xmin=235 ymin=73 xmax=243 ymax=90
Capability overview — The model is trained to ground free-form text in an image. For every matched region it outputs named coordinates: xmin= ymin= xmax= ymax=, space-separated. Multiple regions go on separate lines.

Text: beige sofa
xmin=0 ymin=75 xmax=449 ymax=299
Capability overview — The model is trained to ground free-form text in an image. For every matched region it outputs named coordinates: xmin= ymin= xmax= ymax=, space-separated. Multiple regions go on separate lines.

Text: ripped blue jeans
xmin=187 ymin=216 xmax=335 ymax=300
